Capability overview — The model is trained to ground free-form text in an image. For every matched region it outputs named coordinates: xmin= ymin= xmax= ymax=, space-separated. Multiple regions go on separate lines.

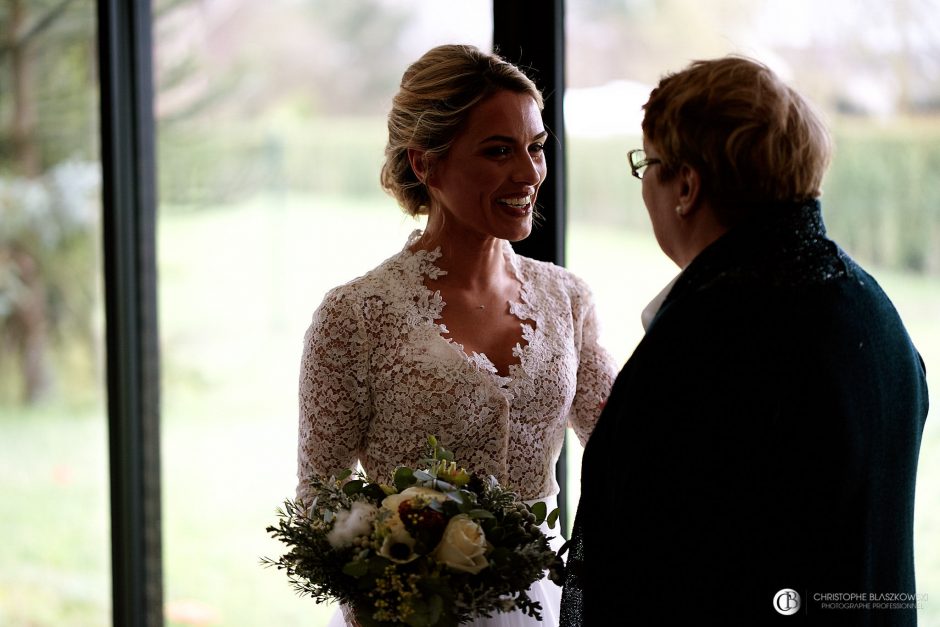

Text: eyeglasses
xmin=627 ymin=149 xmax=662 ymax=180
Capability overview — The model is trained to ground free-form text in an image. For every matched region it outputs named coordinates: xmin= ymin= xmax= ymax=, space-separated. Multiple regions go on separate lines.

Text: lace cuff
xmin=568 ymin=286 xmax=618 ymax=446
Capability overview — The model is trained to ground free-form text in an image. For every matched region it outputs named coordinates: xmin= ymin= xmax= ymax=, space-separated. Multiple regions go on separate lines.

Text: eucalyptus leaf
xmin=530 ymin=501 xmax=547 ymax=525
xmin=445 ymin=490 xmax=467 ymax=506
xmin=441 ymin=500 xmax=463 ymax=518
xmin=335 ymin=468 xmax=353 ymax=481
xmin=467 ymin=509 xmax=496 ymax=519
xmin=413 ymin=470 xmax=434 ymax=482
xmin=546 ymin=507 xmax=560 ymax=529
xmin=431 ymin=479 xmax=455 ymax=492
xmin=342 ymin=559 xmax=369 ymax=578
xmin=343 ymin=479 xmax=365 ymax=496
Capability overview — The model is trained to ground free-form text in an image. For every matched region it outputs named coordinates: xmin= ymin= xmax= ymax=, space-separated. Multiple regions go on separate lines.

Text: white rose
xmin=325 ymin=501 xmax=377 ymax=549
xmin=381 ymin=486 xmax=447 ymax=513
xmin=433 ymin=514 xmax=489 ymax=574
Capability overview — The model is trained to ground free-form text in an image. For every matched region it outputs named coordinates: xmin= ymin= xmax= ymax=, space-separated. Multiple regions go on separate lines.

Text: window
xmin=0 ymin=0 xmax=110 ymax=624
xmin=154 ymin=2 xmax=492 ymax=623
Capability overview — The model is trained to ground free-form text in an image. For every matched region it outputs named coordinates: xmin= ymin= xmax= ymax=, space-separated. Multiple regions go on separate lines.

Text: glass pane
xmin=154 ymin=2 xmax=491 ymax=624
xmin=566 ymin=0 xmax=939 ymax=620
xmin=0 ymin=0 xmax=109 ymax=625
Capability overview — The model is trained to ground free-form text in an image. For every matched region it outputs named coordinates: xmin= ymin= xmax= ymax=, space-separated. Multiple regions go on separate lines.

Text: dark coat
xmin=560 ymin=200 xmax=929 ymax=626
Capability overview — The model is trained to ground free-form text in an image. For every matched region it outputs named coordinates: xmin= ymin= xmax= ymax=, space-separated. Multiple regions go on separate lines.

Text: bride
xmin=296 ymin=44 xmax=617 ymax=626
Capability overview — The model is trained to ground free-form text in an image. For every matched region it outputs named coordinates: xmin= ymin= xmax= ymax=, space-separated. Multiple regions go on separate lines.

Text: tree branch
xmin=0 ymin=0 xmax=78 ymax=56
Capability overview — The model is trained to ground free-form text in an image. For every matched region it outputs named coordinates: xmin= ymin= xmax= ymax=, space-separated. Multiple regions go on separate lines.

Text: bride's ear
xmin=408 ymin=148 xmax=431 ymax=185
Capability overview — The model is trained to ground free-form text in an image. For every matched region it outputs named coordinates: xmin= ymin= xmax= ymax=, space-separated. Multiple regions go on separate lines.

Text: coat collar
xmin=646 ymin=199 xmax=847 ymax=332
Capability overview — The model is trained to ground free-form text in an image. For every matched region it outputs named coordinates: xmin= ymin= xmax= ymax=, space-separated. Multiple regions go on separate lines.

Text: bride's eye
xmin=484 ymin=146 xmax=512 ymax=157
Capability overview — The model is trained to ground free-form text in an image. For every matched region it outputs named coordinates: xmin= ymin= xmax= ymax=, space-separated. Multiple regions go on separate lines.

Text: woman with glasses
xmin=561 ymin=56 xmax=928 ymax=625
xmin=297 ymin=44 xmax=618 ymax=627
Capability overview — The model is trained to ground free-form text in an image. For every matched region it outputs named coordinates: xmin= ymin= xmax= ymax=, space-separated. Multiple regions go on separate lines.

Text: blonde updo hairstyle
xmin=381 ymin=44 xmax=544 ymax=216
xmin=642 ymin=56 xmax=832 ymax=226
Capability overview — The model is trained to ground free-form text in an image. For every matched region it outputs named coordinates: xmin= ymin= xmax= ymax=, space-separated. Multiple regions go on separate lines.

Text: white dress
xmin=297 ymin=231 xmax=617 ymax=626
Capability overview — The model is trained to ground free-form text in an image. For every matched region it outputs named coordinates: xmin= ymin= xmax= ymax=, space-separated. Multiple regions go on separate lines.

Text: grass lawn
xmin=1 ymin=194 xmax=937 ymax=625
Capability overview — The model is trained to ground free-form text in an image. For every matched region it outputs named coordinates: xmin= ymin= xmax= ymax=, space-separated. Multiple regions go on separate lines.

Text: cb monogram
xmin=774 ymin=589 xmax=801 ymax=616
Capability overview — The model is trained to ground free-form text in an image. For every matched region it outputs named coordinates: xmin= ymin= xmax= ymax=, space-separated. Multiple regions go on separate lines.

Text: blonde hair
xmin=381 ymin=44 xmax=543 ymax=216
xmin=642 ymin=56 xmax=832 ymax=225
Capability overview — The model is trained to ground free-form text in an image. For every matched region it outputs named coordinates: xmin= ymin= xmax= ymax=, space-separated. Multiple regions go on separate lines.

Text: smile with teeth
xmin=497 ymin=195 xmax=532 ymax=210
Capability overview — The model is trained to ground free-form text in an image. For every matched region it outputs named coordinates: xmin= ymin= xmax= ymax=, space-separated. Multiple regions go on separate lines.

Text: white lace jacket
xmin=297 ymin=232 xmax=617 ymax=504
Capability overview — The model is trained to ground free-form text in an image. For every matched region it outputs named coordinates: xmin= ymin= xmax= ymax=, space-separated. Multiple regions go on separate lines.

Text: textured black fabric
xmin=560 ymin=200 xmax=929 ymax=626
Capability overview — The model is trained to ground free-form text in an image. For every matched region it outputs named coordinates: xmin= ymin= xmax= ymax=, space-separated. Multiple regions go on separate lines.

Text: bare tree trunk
xmin=6 ymin=0 xmax=52 ymax=403
xmin=9 ymin=247 xmax=52 ymax=403
xmin=9 ymin=0 xmax=41 ymax=177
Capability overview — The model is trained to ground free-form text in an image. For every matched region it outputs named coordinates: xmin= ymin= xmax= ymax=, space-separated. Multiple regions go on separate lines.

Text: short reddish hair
xmin=642 ymin=56 xmax=832 ymax=225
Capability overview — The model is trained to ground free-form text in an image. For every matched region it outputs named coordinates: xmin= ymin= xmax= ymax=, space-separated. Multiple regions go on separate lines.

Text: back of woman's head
xmin=381 ymin=44 xmax=543 ymax=216
xmin=642 ymin=56 xmax=832 ymax=225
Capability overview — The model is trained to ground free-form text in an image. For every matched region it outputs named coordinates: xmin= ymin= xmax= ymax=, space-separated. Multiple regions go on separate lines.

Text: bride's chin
xmin=505 ymin=221 xmax=533 ymax=243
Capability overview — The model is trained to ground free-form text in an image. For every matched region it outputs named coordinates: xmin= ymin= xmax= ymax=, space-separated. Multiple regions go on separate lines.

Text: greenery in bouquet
xmin=264 ymin=436 xmax=564 ymax=626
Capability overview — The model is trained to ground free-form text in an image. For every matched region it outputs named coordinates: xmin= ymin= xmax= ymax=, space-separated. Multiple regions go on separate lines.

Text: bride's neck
xmin=413 ymin=218 xmax=508 ymax=292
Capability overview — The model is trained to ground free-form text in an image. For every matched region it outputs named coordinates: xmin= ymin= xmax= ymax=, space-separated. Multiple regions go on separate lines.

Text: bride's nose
xmin=511 ymin=151 xmax=544 ymax=185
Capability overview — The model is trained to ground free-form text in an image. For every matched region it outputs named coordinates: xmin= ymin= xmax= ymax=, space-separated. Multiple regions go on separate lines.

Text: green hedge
xmin=157 ymin=116 xmax=940 ymax=275
xmin=823 ymin=122 xmax=940 ymax=274
xmin=157 ymin=118 xmax=388 ymax=206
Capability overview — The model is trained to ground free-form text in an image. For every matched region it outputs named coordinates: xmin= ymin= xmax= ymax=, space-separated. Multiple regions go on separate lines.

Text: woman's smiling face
xmin=425 ymin=90 xmax=548 ymax=243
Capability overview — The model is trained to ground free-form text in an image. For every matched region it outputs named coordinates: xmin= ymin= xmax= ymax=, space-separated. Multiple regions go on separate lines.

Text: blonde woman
xmin=297 ymin=45 xmax=617 ymax=627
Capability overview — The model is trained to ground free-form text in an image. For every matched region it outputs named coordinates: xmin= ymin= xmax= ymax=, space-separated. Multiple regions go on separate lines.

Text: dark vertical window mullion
xmin=493 ymin=0 xmax=569 ymax=530
xmin=97 ymin=0 xmax=163 ymax=625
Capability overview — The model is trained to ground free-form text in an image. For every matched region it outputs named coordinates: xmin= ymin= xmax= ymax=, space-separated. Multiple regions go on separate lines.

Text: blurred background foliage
xmin=0 ymin=0 xmax=99 ymax=404
xmin=2 ymin=0 xmax=939 ymax=405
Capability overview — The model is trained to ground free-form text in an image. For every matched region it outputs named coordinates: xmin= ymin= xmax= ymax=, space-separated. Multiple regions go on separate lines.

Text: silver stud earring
xmin=675 ymin=205 xmax=684 ymax=216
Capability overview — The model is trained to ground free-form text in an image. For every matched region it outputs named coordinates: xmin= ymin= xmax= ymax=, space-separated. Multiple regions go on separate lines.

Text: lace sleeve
xmin=567 ymin=280 xmax=618 ymax=446
xmin=296 ymin=287 xmax=371 ymax=505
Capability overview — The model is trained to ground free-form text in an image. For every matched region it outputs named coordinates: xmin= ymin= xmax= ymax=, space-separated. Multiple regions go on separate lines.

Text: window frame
xmin=98 ymin=0 xmax=163 ymax=624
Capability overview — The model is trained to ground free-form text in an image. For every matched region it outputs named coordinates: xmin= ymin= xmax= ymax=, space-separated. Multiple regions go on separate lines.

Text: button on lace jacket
xmin=297 ymin=232 xmax=617 ymax=504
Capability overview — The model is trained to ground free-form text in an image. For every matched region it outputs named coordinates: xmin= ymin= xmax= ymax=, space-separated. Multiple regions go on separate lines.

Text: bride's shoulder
xmin=515 ymin=254 xmax=594 ymax=299
xmin=313 ymin=248 xmax=431 ymax=329
xmin=323 ymin=249 xmax=416 ymax=299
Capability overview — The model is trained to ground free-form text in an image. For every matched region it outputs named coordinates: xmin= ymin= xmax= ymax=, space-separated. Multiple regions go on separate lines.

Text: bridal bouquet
xmin=264 ymin=436 xmax=563 ymax=626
